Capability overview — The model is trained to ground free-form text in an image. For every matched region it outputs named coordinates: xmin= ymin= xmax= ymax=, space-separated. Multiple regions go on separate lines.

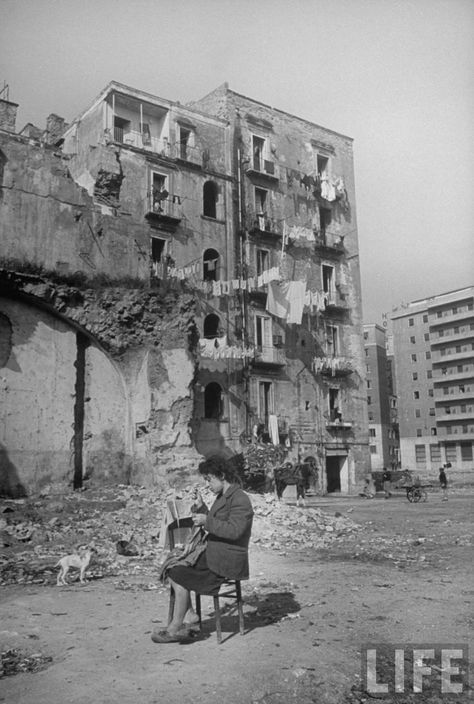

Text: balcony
xmin=430 ymin=329 xmax=474 ymax=347
xmin=247 ymin=213 xmax=281 ymax=238
xmin=429 ymin=307 xmax=474 ymax=328
xmin=145 ymin=195 xmax=182 ymax=229
xmin=246 ymin=159 xmax=279 ymax=182
xmin=433 ymin=367 xmax=474 ymax=383
xmin=323 ymin=291 xmax=349 ymax=313
xmin=313 ymin=356 xmax=353 ymax=377
xmin=326 ymin=419 xmax=353 ymax=430
xmin=432 ymin=349 xmax=474 ymax=364
xmin=313 ymin=231 xmax=345 ymax=256
xmin=252 ymin=345 xmax=286 ymax=367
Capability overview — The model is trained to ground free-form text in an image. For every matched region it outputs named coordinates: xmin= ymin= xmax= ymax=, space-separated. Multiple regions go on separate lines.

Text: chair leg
xmin=195 ymin=592 xmax=202 ymax=629
xmin=167 ymin=586 xmax=175 ymax=626
xmin=213 ymin=595 xmax=222 ymax=644
xmin=236 ymin=580 xmax=245 ymax=635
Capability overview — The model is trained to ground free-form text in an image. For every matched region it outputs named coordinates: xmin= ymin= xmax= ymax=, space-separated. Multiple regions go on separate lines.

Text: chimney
xmin=0 ymin=98 xmax=19 ymax=133
xmin=44 ymin=113 xmax=67 ymax=145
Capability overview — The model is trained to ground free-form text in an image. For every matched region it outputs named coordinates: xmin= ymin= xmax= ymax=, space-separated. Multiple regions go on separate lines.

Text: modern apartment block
xmin=363 ymin=324 xmax=399 ymax=471
xmin=391 ymin=286 xmax=474 ymax=482
xmin=0 ymin=82 xmax=369 ymax=494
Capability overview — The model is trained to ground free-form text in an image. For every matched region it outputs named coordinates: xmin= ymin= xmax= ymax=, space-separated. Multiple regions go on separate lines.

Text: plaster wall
xmin=0 ymin=298 xmax=76 ymax=495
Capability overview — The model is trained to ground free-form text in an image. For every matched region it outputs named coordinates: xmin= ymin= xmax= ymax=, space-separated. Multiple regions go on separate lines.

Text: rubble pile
xmin=0 ymin=485 xmax=362 ymax=586
xmin=251 ymin=493 xmax=360 ymax=551
xmin=0 ymin=649 xmax=52 ymax=678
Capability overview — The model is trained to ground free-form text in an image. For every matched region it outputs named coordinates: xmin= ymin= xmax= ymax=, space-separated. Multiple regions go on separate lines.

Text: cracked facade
xmin=0 ymin=82 xmax=369 ymax=496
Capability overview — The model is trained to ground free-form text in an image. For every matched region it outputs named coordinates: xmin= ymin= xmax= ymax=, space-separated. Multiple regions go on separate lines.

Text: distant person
xmin=382 ymin=468 xmax=392 ymax=499
xmin=439 ymin=464 xmax=449 ymax=501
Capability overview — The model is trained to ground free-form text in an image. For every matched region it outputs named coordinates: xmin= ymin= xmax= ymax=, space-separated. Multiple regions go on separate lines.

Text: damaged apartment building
xmin=0 ymin=81 xmax=369 ymax=497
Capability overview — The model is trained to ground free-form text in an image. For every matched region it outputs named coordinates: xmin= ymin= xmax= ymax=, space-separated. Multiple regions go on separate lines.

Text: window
xmin=256 ymin=248 xmax=269 ymax=277
xmin=409 ymin=318 xmax=414 ymax=327
xmin=454 ymin=326 xmax=459 ymax=334
xmin=203 ymin=248 xmax=220 ymax=281
xmin=431 ymin=427 xmax=437 ymax=436
xmin=415 ymin=409 xmax=421 ymax=418
xmin=461 ymin=443 xmax=473 ymax=461
xmin=461 ymin=404 xmax=466 ymax=413
xmin=178 ymin=126 xmax=192 ymax=160
xmin=410 ymin=336 xmax=416 ymax=344
xmin=456 ymin=345 xmax=461 ymax=353
xmin=415 ymin=444 xmax=426 ymax=464
xmin=423 ymin=314 xmax=428 ymax=323
xmin=151 ymin=236 xmax=167 ymax=277
xmin=452 ymin=306 xmax=457 ymax=315
xmin=328 ymin=387 xmax=341 ymax=421
xmin=204 ymin=382 xmax=223 ymax=419
xmin=203 ymin=181 xmax=218 ymax=218
xmin=411 ymin=354 xmax=417 ymax=362
xmin=258 ymin=380 xmax=274 ymax=427
xmin=439 ymin=330 xmax=444 ymax=338
xmin=443 ymin=387 xmax=449 ymax=395
xmin=424 ymin=333 xmax=430 ymax=341
xmin=366 ymin=364 xmax=370 ymax=373
xmin=427 ymin=370 xmax=432 ymax=379
xmin=425 ymin=351 xmax=431 ymax=360
xmin=151 ymin=172 xmax=169 ymax=212
xmin=430 ymin=444 xmax=441 ymax=462
xmin=416 ymin=429 xmax=422 ymax=437
xmin=113 ymin=115 xmax=130 ymax=143
xmin=364 ymin=332 xmax=369 ymax=340
xmin=437 ymin=311 xmax=442 ymax=318
xmin=369 ymin=428 xmax=376 ymax=437
xmin=326 ymin=324 xmax=339 ymax=356
xmin=203 ymin=314 xmax=220 ymax=339
xmin=368 ymin=412 xmax=374 ymax=421
xmin=370 ymin=445 xmax=377 ymax=454
xmin=429 ymin=408 xmax=435 ymax=416
xmin=255 ymin=315 xmax=272 ymax=350
xmin=318 ymin=207 xmax=331 ymax=237
xmin=414 ymin=391 xmax=420 ymax=399
xmin=367 ymin=396 xmax=372 ymax=405
xmin=317 ymin=154 xmax=329 ymax=177
xmin=365 ymin=349 xmax=369 ymax=357
xmin=445 ymin=443 xmax=457 ymax=463
xmin=252 ymin=135 xmax=266 ymax=171
xmin=322 ymin=264 xmax=336 ymax=299
xmin=412 ymin=372 xmax=418 ymax=381
xmin=428 ymin=388 xmax=434 ymax=397
xmin=457 ymin=365 xmax=463 ymax=373
xmin=367 ymin=380 xmax=371 ymax=389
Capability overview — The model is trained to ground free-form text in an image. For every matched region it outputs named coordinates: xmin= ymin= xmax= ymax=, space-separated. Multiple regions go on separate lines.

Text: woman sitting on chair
xmin=153 ymin=455 xmax=254 ymax=643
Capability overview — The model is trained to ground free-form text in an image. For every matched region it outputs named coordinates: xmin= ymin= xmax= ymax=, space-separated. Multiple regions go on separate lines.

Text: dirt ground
xmin=0 ymin=489 xmax=472 ymax=704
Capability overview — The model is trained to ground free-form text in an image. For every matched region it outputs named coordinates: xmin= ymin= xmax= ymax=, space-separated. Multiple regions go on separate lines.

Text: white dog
xmin=56 ymin=546 xmax=95 ymax=586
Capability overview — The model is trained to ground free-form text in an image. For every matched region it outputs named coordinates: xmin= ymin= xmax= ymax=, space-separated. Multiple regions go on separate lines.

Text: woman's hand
xmin=191 ymin=487 xmax=205 ymax=509
xmin=192 ymin=513 xmax=207 ymax=527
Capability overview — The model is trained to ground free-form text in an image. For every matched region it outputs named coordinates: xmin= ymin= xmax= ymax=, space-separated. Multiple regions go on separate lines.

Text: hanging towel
xmin=285 ymin=281 xmax=307 ymax=324
xmin=266 ymin=281 xmax=290 ymax=319
xmin=268 ymin=414 xmax=280 ymax=446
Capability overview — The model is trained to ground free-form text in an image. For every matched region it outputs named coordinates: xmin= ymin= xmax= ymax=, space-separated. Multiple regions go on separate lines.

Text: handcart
xmin=405 ymin=484 xmax=430 ymax=503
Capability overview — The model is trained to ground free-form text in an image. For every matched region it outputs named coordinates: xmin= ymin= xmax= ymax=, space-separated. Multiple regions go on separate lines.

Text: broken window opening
xmin=203 ymin=314 xmax=220 ymax=339
xmin=203 ymin=181 xmax=218 ymax=218
xmin=317 ymin=154 xmax=329 ymax=177
xmin=204 ymin=382 xmax=224 ymax=419
xmin=203 ymin=248 xmax=220 ymax=281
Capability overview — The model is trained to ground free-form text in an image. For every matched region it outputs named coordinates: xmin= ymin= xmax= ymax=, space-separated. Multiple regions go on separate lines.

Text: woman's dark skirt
xmin=168 ymin=550 xmax=225 ymax=596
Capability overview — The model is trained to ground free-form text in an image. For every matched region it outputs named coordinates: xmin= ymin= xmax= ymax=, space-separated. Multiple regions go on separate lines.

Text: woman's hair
xmin=198 ymin=455 xmax=241 ymax=484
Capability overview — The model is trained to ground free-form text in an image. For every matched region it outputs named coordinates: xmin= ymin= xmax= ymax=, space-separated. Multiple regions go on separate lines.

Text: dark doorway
xmin=204 ymin=382 xmax=223 ymax=419
xmin=326 ymin=456 xmax=341 ymax=493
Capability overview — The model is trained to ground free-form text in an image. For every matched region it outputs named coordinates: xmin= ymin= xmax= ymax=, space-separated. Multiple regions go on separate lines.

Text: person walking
xmin=382 ymin=468 xmax=392 ymax=499
xmin=439 ymin=464 xmax=449 ymax=501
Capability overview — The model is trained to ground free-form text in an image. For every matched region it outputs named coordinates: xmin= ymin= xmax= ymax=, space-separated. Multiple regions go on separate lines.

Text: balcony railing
xmin=313 ymin=356 xmax=352 ymax=376
xmin=253 ymin=346 xmax=286 ymax=366
xmin=313 ymin=231 xmax=345 ymax=254
xmin=246 ymin=159 xmax=279 ymax=181
xmin=145 ymin=195 xmax=182 ymax=227
xmin=247 ymin=213 xmax=281 ymax=237
xmin=110 ymin=128 xmax=204 ymax=166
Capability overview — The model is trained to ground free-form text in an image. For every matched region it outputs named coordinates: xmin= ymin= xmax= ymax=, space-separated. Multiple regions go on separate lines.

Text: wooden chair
xmin=164 ymin=504 xmax=246 ymax=644
xmin=168 ymin=578 xmax=245 ymax=645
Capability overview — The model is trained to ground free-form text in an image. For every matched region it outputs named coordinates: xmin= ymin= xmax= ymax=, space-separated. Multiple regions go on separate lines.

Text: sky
xmin=1 ymin=0 xmax=473 ymax=325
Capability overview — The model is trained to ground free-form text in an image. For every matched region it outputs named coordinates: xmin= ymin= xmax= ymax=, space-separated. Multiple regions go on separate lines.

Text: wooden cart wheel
xmin=407 ymin=488 xmax=415 ymax=503
xmin=412 ymin=487 xmax=422 ymax=503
